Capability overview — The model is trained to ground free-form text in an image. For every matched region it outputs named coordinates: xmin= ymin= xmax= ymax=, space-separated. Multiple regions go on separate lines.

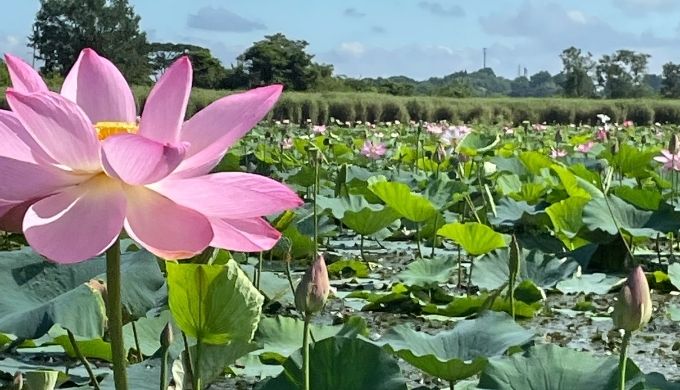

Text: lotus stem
xmin=360 ymin=235 xmax=367 ymax=262
xmin=313 ymin=150 xmax=320 ymax=256
xmin=450 ymin=380 xmax=455 ymax=390
xmin=181 ymin=332 xmax=194 ymax=383
xmin=302 ymin=314 xmax=311 ymax=390
xmin=618 ymin=330 xmax=631 ymax=390
xmin=106 ymin=238 xmax=128 ymax=390
xmin=256 ymin=251 xmax=264 ymax=290
xmin=160 ymin=347 xmax=169 ymax=390
xmin=284 ymin=260 xmax=296 ymax=297
xmin=131 ymin=321 xmax=143 ymax=363
xmin=430 ymin=214 xmax=438 ymax=258
xmin=67 ymin=329 xmax=101 ymax=390
xmin=193 ymin=340 xmax=203 ymax=390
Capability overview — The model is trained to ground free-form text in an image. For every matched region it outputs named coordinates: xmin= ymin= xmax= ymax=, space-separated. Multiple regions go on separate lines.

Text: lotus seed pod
xmin=612 ymin=266 xmax=652 ymax=332
xmin=295 ymin=254 xmax=330 ymax=316
xmin=669 ymin=133 xmax=680 ymax=155
xmin=160 ymin=322 xmax=174 ymax=350
xmin=13 ymin=371 xmax=23 ymax=390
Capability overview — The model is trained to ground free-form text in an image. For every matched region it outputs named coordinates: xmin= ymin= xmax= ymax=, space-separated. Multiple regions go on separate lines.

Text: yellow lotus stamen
xmin=94 ymin=122 xmax=138 ymax=140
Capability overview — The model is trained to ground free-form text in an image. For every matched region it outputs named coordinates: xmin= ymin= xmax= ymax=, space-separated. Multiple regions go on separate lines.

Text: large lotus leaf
xmin=316 ymin=194 xmax=377 ymax=219
xmin=545 ymin=196 xmax=590 ymax=250
xmin=605 ymin=144 xmax=656 ymax=179
xmin=556 ymin=272 xmax=623 ymax=295
xmin=437 ymin=222 xmax=507 ymax=255
xmin=551 ymin=164 xmax=602 ymax=200
xmin=423 ymin=294 xmax=541 ymax=318
xmin=258 ymin=336 xmax=407 ymax=390
xmin=101 ymin=358 xmax=165 ymax=390
xmin=172 ymin=341 xmax=259 ymax=388
xmin=488 ymin=198 xmax=548 ymax=228
xmin=583 ymin=196 xmax=680 ymax=238
xmin=669 ymin=263 xmax=680 ymax=290
xmin=489 ymin=156 xmax=528 ymax=176
xmin=374 ymin=311 xmax=534 ymax=382
xmin=368 ymin=177 xmax=437 ymax=222
xmin=0 ymin=248 xmax=164 ymax=340
xmin=167 ymin=261 xmax=264 ymax=345
xmin=424 ymin=177 xmax=468 ymax=210
xmin=396 ymin=256 xmax=456 ymax=288
xmin=254 ymin=316 xmax=367 ymax=360
xmin=614 ymin=186 xmax=662 ymax=211
xmin=342 ymin=206 xmax=400 ymax=236
xmin=473 ymin=249 xmax=579 ymax=290
xmin=456 ymin=132 xmax=500 ymax=156
xmin=477 ymin=344 xmax=642 ymax=390
xmin=242 ymin=264 xmax=295 ymax=305
xmin=519 ymin=151 xmax=553 ymax=175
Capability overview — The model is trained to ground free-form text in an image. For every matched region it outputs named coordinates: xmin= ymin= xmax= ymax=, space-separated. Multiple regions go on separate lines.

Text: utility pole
xmin=483 ymin=47 xmax=487 ymax=69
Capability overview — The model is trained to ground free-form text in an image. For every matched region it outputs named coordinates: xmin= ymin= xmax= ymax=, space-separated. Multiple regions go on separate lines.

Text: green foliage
xmin=32 ymin=0 xmax=151 ymax=84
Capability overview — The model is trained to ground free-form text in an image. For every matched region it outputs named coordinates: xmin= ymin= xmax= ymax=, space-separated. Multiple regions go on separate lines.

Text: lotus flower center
xmin=94 ymin=122 xmax=138 ymax=140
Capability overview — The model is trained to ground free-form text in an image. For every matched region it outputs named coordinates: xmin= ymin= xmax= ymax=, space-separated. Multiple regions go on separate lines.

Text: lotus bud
xmin=160 ymin=322 xmax=174 ymax=350
xmin=509 ymin=234 xmax=521 ymax=279
xmin=295 ymin=254 xmax=330 ymax=316
xmin=612 ymin=266 xmax=652 ymax=332
xmin=641 ymin=134 xmax=647 ymax=145
xmin=435 ymin=144 xmax=446 ymax=164
xmin=669 ymin=133 xmax=680 ymax=155
xmin=13 ymin=371 xmax=23 ymax=390
xmin=554 ymin=129 xmax=563 ymax=144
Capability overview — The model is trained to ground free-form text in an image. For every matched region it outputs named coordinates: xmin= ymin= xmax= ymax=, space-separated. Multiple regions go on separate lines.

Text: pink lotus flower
xmin=1 ymin=49 xmax=302 ymax=263
xmin=576 ymin=141 xmax=594 ymax=153
xmin=312 ymin=125 xmax=326 ymax=134
xmin=281 ymin=137 xmax=294 ymax=150
xmin=426 ymin=123 xmax=443 ymax=135
xmin=623 ymin=120 xmax=634 ymax=128
xmin=532 ymin=124 xmax=547 ymax=131
xmin=294 ymin=253 xmax=330 ymax=315
xmin=654 ymin=150 xmax=680 ymax=171
xmin=550 ymin=148 xmax=567 ymax=158
xmin=612 ymin=266 xmax=652 ymax=332
xmin=596 ymin=128 xmax=608 ymax=141
xmin=360 ymin=140 xmax=387 ymax=159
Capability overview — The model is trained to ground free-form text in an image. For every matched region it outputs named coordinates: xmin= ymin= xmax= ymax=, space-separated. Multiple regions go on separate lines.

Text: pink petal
xmin=151 ymin=172 xmax=302 ymax=219
xmin=0 ymin=156 xmax=84 ymax=202
xmin=0 ymin=109 xmax=54 ymax=164
xmin=173 ymin=85 xmax=283 ymax=178
xmin=101 ymin=134 xmax=186 ymax=185
xmin=61 ymin=48 xmax=136 ymax=123
xmin=210 ymin=217 xmax=281 ymax=252
xmin=138 ymin=57 xmax=191 ymax=144
xmin=4 ymin=54 xmax=48 ymax=93
xmin=0 ymin=120 xmax=35 ymax=162
xmin=23 ymin=176 xmax=127 ymax=264
xmin=0 ymin=201 xmax=33 ymax=233
xmin=6 ymin=91 xmax=101 ymax=172
xmin=123 ymin=186 xmax=213 ymax=259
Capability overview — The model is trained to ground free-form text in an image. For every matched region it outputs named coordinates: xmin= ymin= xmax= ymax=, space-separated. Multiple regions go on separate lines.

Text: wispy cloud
xmin=418 ymin=1 xmax=465 ymax=17
xmin=343 ymin=7 xmax=366 ymax=18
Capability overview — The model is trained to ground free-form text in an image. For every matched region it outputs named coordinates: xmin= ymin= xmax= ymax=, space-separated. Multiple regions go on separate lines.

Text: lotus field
xmin=0 ymin=50 xmax=678 ymax=390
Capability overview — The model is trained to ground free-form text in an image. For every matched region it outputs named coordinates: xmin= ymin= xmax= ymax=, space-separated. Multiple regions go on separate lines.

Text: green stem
xmin=160 ymin=347 xmax=169 ymax=390
xmin=284 ymin=260 xmax=296 ymax=297
xmin=618 ymin=331 xmax=631 ymax=390
xmin=256 ymin=251 xmax=264 ymax=290
xmin=430 ymin=214 xmax=438 ymax=258
xmin=131 ymin=321 xmax=143 ymax=363
xmin=67 ymin=330 xmax=101 ymax=390
xmin=193 ymin=339 xmax=203 ymax=390
xmin=360 ymin=235 xmax=367 ymax=262
xmin=302 ymin=315 xmax=311 ymax=390
xmin=313 ymin=151 xmax=320 ymax=256
xmin=450 ymin=380 xmax=455 ymax=390
xmin=106 ymin=238 xmax=128 ymax=390
xmin=509 ymin=275 xmax=516 ymax=320
xmin=415 ymin=224 xmax=423 ymax=259
xmin=181 ymin=332 xmax=194 ymax=383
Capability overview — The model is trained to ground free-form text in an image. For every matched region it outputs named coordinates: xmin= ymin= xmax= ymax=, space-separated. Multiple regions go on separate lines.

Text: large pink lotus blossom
xmin=312 ymin=125 xmax=326 ymax=134
xmin=1 ymin=49 xmax=302 ymax=263
xmin=360 ymin=140 xmax=387 ymax=159
xmin=550 ymin=148 xmax=567 ymax=158
xmin=654 ymin=150 xmax=680 ymax=172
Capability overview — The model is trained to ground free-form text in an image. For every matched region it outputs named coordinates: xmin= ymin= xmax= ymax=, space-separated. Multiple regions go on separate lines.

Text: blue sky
xmin=4 ymin=0 xmax=680 ymax=80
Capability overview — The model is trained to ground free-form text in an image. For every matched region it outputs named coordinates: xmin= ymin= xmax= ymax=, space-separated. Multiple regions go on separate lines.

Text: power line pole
xmin=483 ymin=48 xmax=487 ymax=69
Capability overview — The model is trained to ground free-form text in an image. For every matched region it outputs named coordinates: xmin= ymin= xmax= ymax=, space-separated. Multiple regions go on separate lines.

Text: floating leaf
xmin=556 ymin=272 xmax=623 ymax=295
xmin=374 ymin=311 xmax=534 ymax=382
xmin=437 ymin=222 xmax=507 ymax=255
xmin=368 ymin=177 xmax=437 ymax=222
xmin=396 ymin=256 xmax=456 ymax=288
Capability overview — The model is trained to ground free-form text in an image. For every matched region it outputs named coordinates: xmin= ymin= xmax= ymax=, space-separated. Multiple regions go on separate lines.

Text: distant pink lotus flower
xmin=623 ymin=120 xmax=634 ymax=128
xmin=281 ymin=137 xmax=294 ymax=150
xmin=550 ymin=148 xmax=567 ymax=158
xmin=576 ymin=141 xmax=594 ymax=153
xmin=654 ymin=150 xmax=680 ymax=172
xmin=361 ymin=140 xmax=387 ymax=159
xmin=532 ymin=124 xmax=547 ymax=131
xmin=503 ymin=126 xmax=514 ymax=135
xmin=441 ymin=125 xmax=471 ymax=144
xmin=426 ymin=123 xmax=443 ymax=135
xmin=596 ymin=128 xmax=608 ymax=141
xmin=2 ymin=49 xmax=302 ymax=263
xmin=312 ymin=125 xmax=326 ymax=134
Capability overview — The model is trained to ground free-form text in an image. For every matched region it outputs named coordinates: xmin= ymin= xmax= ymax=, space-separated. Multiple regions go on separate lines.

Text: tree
xmin=661 ymin=62 xmax=680 ymax=98
xmin=529 ymin=71 xmax=561 ymax=97
xmin=0 ymin=60 xmax=9 ymax=87
xmin=149 ymin=42 xmax=226 ymax=89
xmin=596 ymin=50 xmax=651 ymax=98
xmin=559 ymin=47 xmax=596 ymax=97
xmin=509 ymin=76 xmax=531 ymax=97
xmin=237 ymin=33 xmax=333 ymax=91
xmin=31 ymin=0 xmax=151 ymax=84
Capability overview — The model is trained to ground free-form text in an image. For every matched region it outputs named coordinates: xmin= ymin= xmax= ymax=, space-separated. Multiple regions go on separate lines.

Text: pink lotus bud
xmin=295 ymin=254 xmax=330 ymax=315
xmin=612 ymin=266 xmax=652 ymax=332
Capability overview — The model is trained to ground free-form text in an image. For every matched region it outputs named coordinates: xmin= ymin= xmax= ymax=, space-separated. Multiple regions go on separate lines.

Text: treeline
xmin=13 ymin=0 xmax=680 ymax=100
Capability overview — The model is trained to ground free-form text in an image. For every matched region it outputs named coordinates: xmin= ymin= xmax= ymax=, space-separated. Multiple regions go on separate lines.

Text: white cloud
xmin=338 ymin=42 xmax=366 ymax=57
xmin=613 ymin=0 xmax=677 ymax=15
xmin=566 ymin=10 xmax=587 ymax=25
